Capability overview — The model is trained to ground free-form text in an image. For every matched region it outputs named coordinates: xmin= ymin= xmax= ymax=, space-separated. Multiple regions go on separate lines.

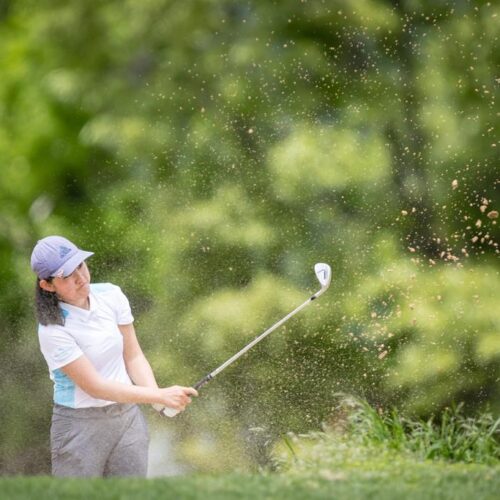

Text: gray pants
xmin=51 ymin=403 xmax=149 ymax=477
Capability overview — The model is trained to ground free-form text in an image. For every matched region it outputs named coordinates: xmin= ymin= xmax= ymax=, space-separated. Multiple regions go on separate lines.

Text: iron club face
xmin=314 ymin=262 xmax=331 ymax=289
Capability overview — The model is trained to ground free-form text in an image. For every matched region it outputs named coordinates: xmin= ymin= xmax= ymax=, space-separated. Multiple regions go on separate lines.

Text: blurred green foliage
xmin=274 ymin=395 xmax=500 ymax=470
xmin=0 ymin=0 xmax=498 ymax=474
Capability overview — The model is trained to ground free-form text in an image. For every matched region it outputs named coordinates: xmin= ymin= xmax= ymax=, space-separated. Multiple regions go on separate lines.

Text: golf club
xmin=155 ymin=262 xmax=332 ymax=417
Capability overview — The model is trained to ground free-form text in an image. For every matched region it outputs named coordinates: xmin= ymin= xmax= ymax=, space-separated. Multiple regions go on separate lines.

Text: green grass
xmin=0 ymin=465 xmax=499 ymax=500
xmin=273 ymin=395 xmax=500 ymax=473
xmin=347 ymin=399 xmax=500 ymax=463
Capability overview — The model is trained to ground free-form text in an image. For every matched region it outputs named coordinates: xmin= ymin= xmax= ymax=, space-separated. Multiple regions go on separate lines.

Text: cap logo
xmin=59 ymin=246 xmax=72 ymax=258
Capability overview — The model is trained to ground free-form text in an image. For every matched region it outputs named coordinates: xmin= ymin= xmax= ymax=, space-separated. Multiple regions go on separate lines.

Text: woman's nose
xmin=73 ymin=269 xmax=85 ymax=282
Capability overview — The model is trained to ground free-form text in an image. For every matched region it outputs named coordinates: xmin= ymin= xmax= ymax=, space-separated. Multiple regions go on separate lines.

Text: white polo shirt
xmin=38 ymin=283 xmax=134 ymax=408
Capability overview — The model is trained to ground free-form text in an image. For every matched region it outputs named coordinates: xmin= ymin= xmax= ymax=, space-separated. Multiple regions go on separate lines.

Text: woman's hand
xmin=156 ymin=386 xmax=198 ymax=412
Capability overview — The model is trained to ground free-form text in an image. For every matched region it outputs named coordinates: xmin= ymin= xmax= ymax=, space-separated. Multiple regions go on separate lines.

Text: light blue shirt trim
xmin=52 ymin=368 xmax=75 ymax=407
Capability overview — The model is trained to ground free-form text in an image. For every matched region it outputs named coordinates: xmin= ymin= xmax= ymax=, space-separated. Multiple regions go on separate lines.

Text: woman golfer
xmin=31 ymin=235 xmax=197 ymax=477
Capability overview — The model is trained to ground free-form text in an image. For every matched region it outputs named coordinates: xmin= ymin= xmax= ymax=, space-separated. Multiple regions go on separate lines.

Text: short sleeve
xmin=38 ymin=326 xmax=83 ymax=371
xmin=113 ymin=286 xmax=134 ymax=325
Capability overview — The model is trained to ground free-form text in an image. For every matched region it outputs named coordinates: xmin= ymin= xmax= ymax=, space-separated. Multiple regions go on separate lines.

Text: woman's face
xmin=40 ymin=261 xmax=91 ymax=307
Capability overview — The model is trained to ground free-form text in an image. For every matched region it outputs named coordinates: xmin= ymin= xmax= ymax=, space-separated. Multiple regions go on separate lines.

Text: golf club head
xmin=314 ymin=263 xmax=331 ymax=290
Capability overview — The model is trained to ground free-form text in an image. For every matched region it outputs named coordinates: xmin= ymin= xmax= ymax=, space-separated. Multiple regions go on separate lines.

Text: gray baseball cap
xmin=31 ymin=235 xmax=94 ymax=280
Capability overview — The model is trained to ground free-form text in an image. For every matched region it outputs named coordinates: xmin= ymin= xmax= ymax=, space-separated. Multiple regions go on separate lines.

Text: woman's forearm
xmin=88 ymin=377 xmax=196 ymax=410
xmin=60 ymin=347 xmax=194 ymax=409
xmin=89 ymin=378 xmax=162 ymax=404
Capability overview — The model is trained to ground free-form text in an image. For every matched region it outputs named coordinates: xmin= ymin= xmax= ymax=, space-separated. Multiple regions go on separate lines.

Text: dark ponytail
xmin=35 ymin=278 xmax=65 ymax=326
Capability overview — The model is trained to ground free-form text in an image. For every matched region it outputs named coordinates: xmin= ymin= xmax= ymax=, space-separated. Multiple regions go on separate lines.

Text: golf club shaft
xmin=158 ymin=263 xmax=331 ymax=417
xmin=193 ymin=286 xmax=327 ymax=391
xmin=158 ymin=292 xmax=318 ymax=416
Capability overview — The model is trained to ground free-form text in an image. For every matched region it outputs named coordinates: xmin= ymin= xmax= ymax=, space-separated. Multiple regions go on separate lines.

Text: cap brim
xmin=53 ymin=250 xmax=94 ymax=278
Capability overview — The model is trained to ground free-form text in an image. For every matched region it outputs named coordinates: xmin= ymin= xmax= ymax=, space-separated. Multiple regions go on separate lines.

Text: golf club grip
xmin=153 ymin=377 xmax=209 ymax=418
xmin=152 ymin=403 xmax=180 ymax=418
xmin=161 ymin=406 xmax=180 ymax=417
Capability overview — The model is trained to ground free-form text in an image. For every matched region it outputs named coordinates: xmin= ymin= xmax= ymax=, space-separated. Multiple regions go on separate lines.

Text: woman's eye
xmin=64 ymin=263 xmax=83 ymax=279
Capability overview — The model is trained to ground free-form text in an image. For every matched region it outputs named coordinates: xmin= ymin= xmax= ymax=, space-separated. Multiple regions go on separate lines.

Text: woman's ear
xmin=39 ymin=279 xmax=56 ymax=293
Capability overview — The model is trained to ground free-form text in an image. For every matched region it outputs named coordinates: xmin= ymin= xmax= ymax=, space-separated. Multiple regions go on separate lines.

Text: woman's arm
xmin=119 ymin=323 xmax=158 ymax=389
xmin=61 ymin=355 xmax=196 ymax=409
